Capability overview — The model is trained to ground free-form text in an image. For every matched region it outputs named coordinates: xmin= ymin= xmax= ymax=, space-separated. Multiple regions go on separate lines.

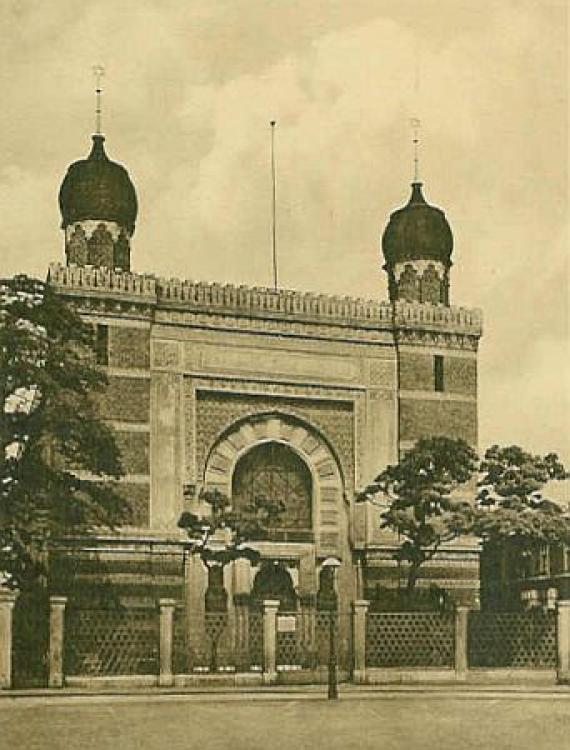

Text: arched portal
xmin=232 ymin=442 xmax=312 ymax=535
xmin=251 ymin=561 xmax=297 ymax=611
xmin=203 ymin=412 xmax=345 ymax=559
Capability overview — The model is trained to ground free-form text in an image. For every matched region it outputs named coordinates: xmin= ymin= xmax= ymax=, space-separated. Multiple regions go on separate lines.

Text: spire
xmin=410 ymin=117 xmax=421 ymax=183
xmin=92 ymin=64 xmax=105 ymax=136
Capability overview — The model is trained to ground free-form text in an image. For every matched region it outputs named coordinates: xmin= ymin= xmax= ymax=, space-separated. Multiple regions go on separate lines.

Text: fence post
xmin=454 ymin=606 xmax=469 ymax=681
xmin=158 ymin=598 xmax=177 ymax=687
xmin=556 ymin=600 xmax=570 ymax=684
xmin=48 ymin=596 xmax=68 ymax=688
xmin=352 ymin=600 xmax=369 ymax=684
xmin=0 ymin=588 xmax=18 ymax=689
xmin=262 ymin=599 xmax=279 ymax=685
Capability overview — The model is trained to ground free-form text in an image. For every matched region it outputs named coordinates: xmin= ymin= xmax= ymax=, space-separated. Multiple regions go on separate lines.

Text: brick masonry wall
xmin=117 ymin=483 xmax=150 ymax=527
xmin=114 ymin=431 xmax=150 ymax=475
xmin=95 ymin=376 xmax=150 ymax=422
xmin=400 ymin=399 xmax=477 ymax=446
xmin=51 ymin=548 xmax=184 ymax=605
xmin=444 ymin=357 xmax=477 ymax=396
xmin=108 ymin=327 xmax=150 ymax=369
xmin=399 ymin=352 xmax=434 ymax=391
xmin=364 ymin=556 xmax=480 ymax=606
xmin=399 ymin=351 xmax=477 ymax=396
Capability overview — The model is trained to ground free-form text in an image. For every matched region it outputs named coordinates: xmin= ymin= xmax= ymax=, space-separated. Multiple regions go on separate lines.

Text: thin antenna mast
xmin=92 ymin=65 xmax=105 ymax=135
xmin=270 ymin=120 xmax=278 ymax=290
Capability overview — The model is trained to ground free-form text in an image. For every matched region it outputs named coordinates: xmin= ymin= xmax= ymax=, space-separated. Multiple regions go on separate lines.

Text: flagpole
xmin=270 ymin=120 xmax=278 ymax=290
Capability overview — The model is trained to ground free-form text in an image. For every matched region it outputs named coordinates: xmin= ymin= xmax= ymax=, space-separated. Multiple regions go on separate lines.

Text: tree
xmin=474 ymin=445 xmax=569 ymax=549
xmin=177 ymin=488 xmax=284 ymax=670
xmin=357 ymin=436 xmax=478 ymax=596
xmin=177 ymin=487 xmax=285 ymax=581
xmin=0 ymin=275 xmax=126 ymax=589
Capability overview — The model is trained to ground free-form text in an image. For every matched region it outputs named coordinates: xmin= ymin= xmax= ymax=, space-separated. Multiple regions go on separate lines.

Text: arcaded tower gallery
xmin=48 ymin=121 xmax=482 ymax=678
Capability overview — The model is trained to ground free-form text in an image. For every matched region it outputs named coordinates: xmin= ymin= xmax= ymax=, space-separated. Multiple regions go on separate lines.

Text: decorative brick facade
xmin=49 ymin=258 xmax=482 ymax=609
xmin=194 ymin=391 xmax=354 ymax=487
xmin=94 ymin=376 xmax=150 ymax=423
xmin=400 ymin=399 xmax=478 ymax=446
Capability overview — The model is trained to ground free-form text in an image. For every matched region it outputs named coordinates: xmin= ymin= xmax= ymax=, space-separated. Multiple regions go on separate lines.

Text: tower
xmin=58 ymin=135 xmax=138 ymax=271
xmin=58 ymin=71 xmax=137 ymax=271
xmin=381 ymin=181 xmax=453 ymax=305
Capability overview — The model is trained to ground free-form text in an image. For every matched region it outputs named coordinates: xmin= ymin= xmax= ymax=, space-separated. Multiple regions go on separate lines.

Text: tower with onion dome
xmin=382 ymin=181 xmax=453 ymax=305
xmin=58 ymin=71 xmax=138 ymax=272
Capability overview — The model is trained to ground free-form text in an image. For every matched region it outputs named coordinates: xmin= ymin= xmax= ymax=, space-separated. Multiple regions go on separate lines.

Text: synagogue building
xmin=48 ymin=128 xmax=483 ymax=637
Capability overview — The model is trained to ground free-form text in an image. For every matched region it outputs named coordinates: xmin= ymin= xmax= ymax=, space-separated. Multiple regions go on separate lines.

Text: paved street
xmin=0 ymin=690 xmax=568 ymax=750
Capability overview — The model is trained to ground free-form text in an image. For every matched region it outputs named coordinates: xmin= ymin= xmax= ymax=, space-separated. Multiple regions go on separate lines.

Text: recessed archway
xmin=203 ymin=412 xmax=344 ymax=558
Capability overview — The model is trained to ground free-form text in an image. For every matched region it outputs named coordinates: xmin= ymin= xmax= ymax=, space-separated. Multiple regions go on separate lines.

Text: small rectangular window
xmin=95 ymin=324 xmax=109 ymax=366
xmin=434 ymin=355 xmax=444 ymax=392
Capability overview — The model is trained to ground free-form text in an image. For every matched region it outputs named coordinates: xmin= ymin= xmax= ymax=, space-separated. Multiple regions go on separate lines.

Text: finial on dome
xmin=410 ymin=117 xmax=421 ymax=182
xmin=407 ymin=181 xmax=426 ymax=206
xmin=92 ymin=64 xmax=105 ymax=136
xmin=88 ymin=133 xmax=108 ymax=161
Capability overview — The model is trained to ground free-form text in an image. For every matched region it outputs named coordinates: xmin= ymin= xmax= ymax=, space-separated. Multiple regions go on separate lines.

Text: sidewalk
xmin=1 ymin=681 xmax=569 ymax=705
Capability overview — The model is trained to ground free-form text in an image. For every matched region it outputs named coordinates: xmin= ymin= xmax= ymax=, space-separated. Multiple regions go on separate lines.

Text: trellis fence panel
xmin=276 ymin=610 xmax=351 ymax=672
xmin=65 ymin=606 xmax=159 ymax=676
xmin=468 ymin=611 xmax=557 ymax=668
xmin=366 ymin=612 xmax=455 ymax=668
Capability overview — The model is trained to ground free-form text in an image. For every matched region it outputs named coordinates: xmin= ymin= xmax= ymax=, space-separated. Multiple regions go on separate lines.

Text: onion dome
xmin=58 ymin=135 xmax=138 ymax=234
xmin=382 ymin=182 xmax=453 ymax=267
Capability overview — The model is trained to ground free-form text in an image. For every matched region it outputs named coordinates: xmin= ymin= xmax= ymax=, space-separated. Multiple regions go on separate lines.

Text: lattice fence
xmin=248 ymin=611 xmax=264 ymax=670
xmin=173 ymin=604 xmax=188 ymax=674
xmin=366 ymin=612 xmax=455 ymax=668
xmin=65 ymin=606 xmax=159 ymax=676
xmin=468 ymin=611 xmax=557 ymax=668
xmin=274 ymin=610 xmax=351 ymax=672
xmin=180 ymin=612 xmax=236 ymax=672
xmin=275 ymin=610 xmax=322 ymax=670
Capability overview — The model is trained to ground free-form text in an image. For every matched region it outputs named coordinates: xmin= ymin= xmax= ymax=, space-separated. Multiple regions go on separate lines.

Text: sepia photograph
xmin=0 ymin=1 xmax=568 ymax=748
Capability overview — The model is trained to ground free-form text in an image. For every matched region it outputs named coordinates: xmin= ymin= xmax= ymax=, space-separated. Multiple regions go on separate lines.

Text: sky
xmin=0 ymin=0 xmax=568 ymax=470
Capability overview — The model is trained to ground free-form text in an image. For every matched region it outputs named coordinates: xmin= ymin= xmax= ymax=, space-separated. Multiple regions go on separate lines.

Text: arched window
xmin=420 ymin=263 xmax=443 ymax=304
xmin=232 ymin=442 xmax=312 ymax=537
xmin=398 ymin=264 xmax=420 ymax=302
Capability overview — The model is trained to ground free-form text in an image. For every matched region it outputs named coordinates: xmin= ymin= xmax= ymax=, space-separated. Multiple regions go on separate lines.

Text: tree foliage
xmin=474 ymin=445 xmax=569 ymax=547
xmin=357 ymin=436 xmax=478 ymax=593
xmin=177 ymin=487 xmax=285 ymax=570
xmin=0 ymin=275 xmax=126 ymax=588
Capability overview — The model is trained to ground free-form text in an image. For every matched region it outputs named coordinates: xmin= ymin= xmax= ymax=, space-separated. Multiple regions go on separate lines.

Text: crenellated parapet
xmin=157 ymin=276 xmax=393 ymax=326
xmin=48 ymin=263 xmax=482 ymax=344
xmin=48 ymin=263 xmax=157 ymax=299
xmin=394 ymin=300 xmax=482 ymax=334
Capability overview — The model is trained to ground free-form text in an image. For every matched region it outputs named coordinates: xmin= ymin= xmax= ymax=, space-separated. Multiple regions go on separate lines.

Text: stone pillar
xmin=262 ymin=599 xmax=279 ymax=685
xmin=0 ymin=589 xmax=18 ymax=689
xmin=184 ymin=554 xmax=208 ymax=670
xmin=150 ymin=368 xmax=183 ymax=530
xmin=352 ymin=600 xmax=370 ymax=684
xmin=48 ymin=596 xmax=68 ymax=688
xmin=159 ymin=598 xmax=177 ymax=687
xmin=556 ymin=600 xmax=570 ymax=683
xmin=454 ymin=606 xmax=469 ymax=681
